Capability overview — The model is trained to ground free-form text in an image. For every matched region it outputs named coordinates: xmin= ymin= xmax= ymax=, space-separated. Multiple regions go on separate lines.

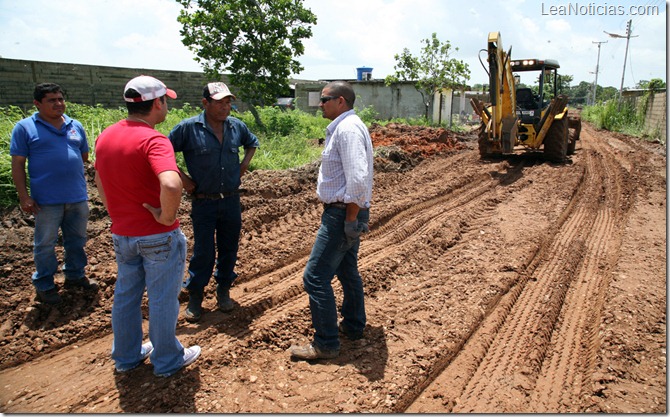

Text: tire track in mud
xmin=189 ymin=154 xmax=511 ymax=345
xmin=405 ymin=125 xmax=636 ymax=413
xmin=1 ymin=151 xmax=530 ymax=413
xmin=0 ymin=125 xmax=662 ymax=413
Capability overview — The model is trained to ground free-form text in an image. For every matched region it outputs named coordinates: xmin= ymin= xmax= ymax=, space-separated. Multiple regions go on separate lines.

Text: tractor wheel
xmin=544 ymin=115 xmax=568 ymax=162
xmin=567 ymin=115 xmax=582 ymax=155
xmin=477 ymin=124 xmax=492 ymax=158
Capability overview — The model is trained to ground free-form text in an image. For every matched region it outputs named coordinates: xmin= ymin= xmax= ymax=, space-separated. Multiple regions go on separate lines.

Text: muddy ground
xmin=0 ymin=121 xmax=665 ymax=413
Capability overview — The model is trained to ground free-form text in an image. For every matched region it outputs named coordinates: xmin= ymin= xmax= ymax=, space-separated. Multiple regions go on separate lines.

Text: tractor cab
xmin=512 ymin=59 xmax=560 ymax=125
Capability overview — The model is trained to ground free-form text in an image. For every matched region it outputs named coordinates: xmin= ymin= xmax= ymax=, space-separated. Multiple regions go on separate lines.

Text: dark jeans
xmin=184 ymin=195 xmax=241 ymax=293
xmin=303 ymin=205 xmax=370 ymax=351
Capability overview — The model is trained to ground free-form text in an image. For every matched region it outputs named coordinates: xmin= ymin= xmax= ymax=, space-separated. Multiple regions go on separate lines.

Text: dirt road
xmin=0 ymin=122 xmax=665 ymax=413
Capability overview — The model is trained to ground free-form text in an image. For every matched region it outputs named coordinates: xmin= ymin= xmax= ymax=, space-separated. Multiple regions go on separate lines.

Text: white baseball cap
xmin=124 ymin=75 xmax=177 ymax=102
xmin=205 ymin=82 xmax=236 ymax=100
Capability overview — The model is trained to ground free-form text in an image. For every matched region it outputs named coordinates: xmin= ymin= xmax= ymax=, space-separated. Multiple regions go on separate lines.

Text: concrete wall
xmin=295 ymin=80 xmax=426 ymax=120
xmin=644 ymin=92 xmax=667 ymax=143
xmin=0 ymin=57 xmax=235 ymax=111
xmin=621 ymin=89 xmax=668 ymax=143
xmin=2 ymin=57 xmax=472 ymax=124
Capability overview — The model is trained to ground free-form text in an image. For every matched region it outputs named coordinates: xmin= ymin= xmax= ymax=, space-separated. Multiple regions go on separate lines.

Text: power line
xmin=605 ymin=19 xmax=639 ymax=97
xmin=630 ymin=0 xmax=665 ymax=29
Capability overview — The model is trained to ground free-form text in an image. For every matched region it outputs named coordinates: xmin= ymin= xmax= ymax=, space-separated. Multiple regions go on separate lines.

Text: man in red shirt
xmin=94 ymin=75 xmax=200 ymax=377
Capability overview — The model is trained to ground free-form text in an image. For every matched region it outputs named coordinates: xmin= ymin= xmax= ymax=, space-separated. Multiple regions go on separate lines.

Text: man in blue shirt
xmin=289 ymin=81 xmax=374 ymax=360
xmin=10 ymin=83 xmax=97 ymax=305
xmin=169 ymin=82 xmax=259 ymax=322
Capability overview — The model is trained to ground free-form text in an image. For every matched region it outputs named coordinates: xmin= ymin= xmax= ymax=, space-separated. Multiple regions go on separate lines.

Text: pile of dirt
xmin=369 ymin=123 xmax=465 ymax=172
xmin=370 ymin=122 xmax=463 ymax=156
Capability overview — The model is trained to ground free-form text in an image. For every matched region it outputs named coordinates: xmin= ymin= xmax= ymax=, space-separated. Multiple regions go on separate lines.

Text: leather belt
xmin=192 ymin=191 xmax=239 ymax=200
xmin=324 ymin=202 xmax=347 ymax=209
xmin=323 ymin=202 xmax=369 ymax=210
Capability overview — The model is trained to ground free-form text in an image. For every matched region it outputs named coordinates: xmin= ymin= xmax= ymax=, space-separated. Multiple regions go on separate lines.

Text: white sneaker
xmin=155 ymin=345 xmax=201 ymax=377
xmin=115 ymin=341 xmax=154 ymax=373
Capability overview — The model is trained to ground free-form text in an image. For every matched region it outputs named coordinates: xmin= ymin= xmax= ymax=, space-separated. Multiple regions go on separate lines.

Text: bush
xmin=581 ymin=99 xmax=643 ymax=136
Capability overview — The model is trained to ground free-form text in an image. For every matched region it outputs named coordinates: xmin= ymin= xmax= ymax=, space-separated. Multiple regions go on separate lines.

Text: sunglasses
xmin=319 ymin=95 xmax=339 ymax=104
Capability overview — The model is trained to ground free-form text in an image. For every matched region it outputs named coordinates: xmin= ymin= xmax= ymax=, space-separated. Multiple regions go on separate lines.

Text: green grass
xmin=580 ymin=100 xmax=640 ymax=133
xmin=580 ymin=98 xmax=664 ymax=143
xmin=0 ymin=103 xmax=329 ymax=208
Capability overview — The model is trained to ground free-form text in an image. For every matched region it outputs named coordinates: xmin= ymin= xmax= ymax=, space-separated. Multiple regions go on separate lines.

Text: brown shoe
xmin=289 ymin=343 xmax=339 ymax=360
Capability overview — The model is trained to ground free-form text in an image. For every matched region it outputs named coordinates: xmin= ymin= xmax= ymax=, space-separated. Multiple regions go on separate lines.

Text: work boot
xmin=216 ymin=284 xmax=234 ymax=312
xmin=289 ymin=343 xmax=339 ymax=361
xmin=184 ymin=289 xmax=203 ymax=322
xmin=64 ymin=277 xmax=99 ymax=291
xmin=338 ymin=321 xmax=364 ymax=341
xmin=36 ymin=287 xmax=62 ymax=305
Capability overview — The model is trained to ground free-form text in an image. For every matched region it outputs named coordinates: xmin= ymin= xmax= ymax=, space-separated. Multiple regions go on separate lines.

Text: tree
xmin=637 ymin=78 xmax=667 ymax=92
xmin=567 ymin=81 xmax=593 ymax=102
xmin=599 ymin=86 xmax=618 ymax=102
xmin=556 ymin=74 xmax=573 ymax=95
xmin=531 ymin=73 xmax=573 ymax=100
xmin=176 ymin=0 xmax=317 ymax=126
xmin=385 ymin=33 xmax=470 ymax=119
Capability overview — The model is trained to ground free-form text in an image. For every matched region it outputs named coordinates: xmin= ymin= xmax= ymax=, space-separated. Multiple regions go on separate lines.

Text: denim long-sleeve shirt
xmin=169 ymin=112 xmax=259 ymax=194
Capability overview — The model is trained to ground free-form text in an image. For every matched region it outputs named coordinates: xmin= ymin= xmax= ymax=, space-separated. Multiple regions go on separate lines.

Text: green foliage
xmin=176 ymin=0 xmax=317 ymax=108
xmin=636 ymin=78 xmax=667 ymax=91
xmin=597 ymin=86 xmax=619 ymax=103
xmin=369 ymin=114 xmax=431 ymax=128
xmin=581 ymin=100 xmax=643 ymax=136
xmin=530 ymin=73 xmax=573 ymax=99
xmin=385 ymin=33 xmax=471 ymax=118
xmin=567 ymin=80 xmax=593 ymax=103
xmin=65 ymin=103 xmax=127 ymax=141
xmin=1 ymin=106 xmax=31 ymax=208
xmin=355 ymin=104 xmax=379 ymax=125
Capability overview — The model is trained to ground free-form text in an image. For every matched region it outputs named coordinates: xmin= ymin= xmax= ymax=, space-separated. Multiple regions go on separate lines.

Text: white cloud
xmin=0 ymin=0 xmax=665 ymax=88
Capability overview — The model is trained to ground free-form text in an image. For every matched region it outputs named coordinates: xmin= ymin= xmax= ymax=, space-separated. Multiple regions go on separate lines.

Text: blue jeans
xmin=31 ymin=201 xmax=89 ymax=291
xmin=303 ymin=206 xmax=370 ymax=351
xmin=111 ymin=228 xmax=188 ymax=376
xmin=184 ymin=196 xmax=241 ymax=292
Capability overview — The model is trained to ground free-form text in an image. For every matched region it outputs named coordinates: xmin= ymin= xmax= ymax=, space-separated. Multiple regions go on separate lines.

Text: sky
xmin=0 ymin=0 xmax=666 ymax=91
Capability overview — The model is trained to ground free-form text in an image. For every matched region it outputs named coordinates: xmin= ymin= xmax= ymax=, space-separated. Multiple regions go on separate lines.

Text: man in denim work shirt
xmin=290 ymin=81 xmax=373 ymax=360
xmin=169 ymin=82 xmax=259 ymax=322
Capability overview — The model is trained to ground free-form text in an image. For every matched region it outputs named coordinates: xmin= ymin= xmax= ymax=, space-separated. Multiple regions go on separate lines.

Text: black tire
xmin=477 ymin=124 xmax=492 ymax=158
xmin=544 ymin=115 xmax=568 ymax=162
xmin=567 ymin=115 xmax=581 ymax=155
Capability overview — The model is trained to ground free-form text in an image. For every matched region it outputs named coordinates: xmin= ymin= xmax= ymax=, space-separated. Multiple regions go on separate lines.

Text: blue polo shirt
xmin=10 ymin=113 xmax=89 ymax=205
xmin=169 ymin=112 xmax=259 ymax=194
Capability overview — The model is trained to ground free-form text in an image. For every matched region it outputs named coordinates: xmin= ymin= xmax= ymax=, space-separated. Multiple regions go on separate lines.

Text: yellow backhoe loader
xmin=470 ymin=32 xmax=581 ymax=162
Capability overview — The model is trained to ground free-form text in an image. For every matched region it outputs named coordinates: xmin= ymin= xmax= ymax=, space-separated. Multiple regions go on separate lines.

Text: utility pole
xmin=591 ymin=41 xmax=607 ymax=104
xmin=605 ymin=20 xmax=638 ymax=99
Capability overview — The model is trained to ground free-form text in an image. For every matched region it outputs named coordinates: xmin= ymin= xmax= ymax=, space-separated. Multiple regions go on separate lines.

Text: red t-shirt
xmin=94 ymin=120 xmax=180 ymax=236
